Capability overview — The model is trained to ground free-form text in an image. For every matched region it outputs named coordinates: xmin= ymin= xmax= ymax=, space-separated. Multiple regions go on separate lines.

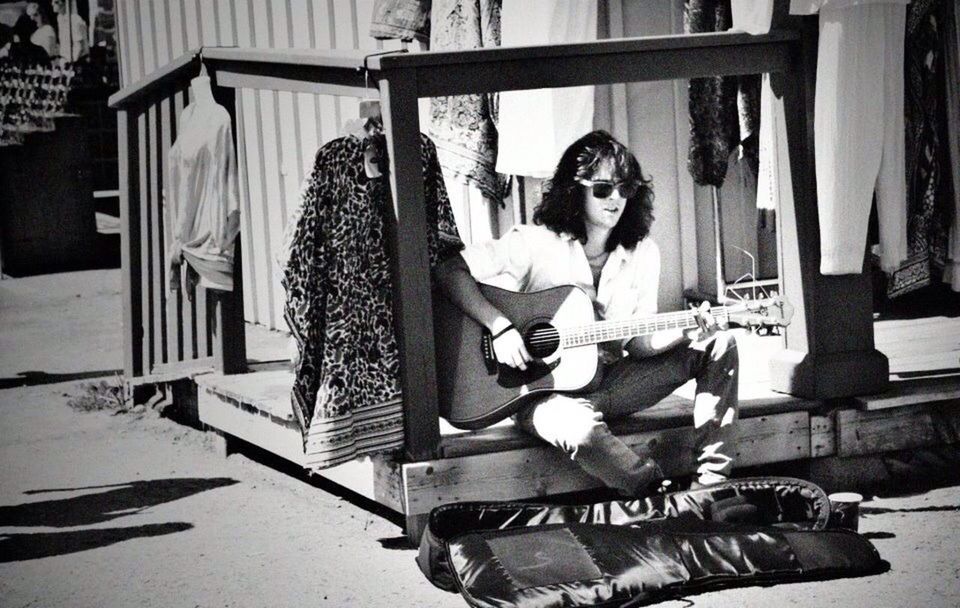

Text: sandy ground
xmin=1 ymin=270 xmax=958 ymax=608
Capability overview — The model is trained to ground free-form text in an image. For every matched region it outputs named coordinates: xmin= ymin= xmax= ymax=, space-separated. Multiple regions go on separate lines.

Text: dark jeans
xmin=514 ymin=330 xmax=739 ymax=495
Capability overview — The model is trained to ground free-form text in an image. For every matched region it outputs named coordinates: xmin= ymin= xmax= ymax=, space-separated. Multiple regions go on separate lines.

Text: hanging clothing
xmin=166 ymin=76 xmax=241 ymax=292
xmin=30 ymin=25 xmax=58 ymax=57
xmin=944 ymin=1 xmax=960 ymax=291
xmin=56 ymin=11 xmax=88 ymax=62
xmin=428 ymin=0 xmax=505 ymax=201
xmin=730 ymin=0 xmax=775 ymax=33
xmin=888 ymin=0 xmax=955 ymax=297
xmin=685 ymin=0 xmax=763 ymax=187
xmin=685 ymin=0 xmax=739 ymax=188
xmin=791 ymin=0 xmax=910 ymax=275
xmin=281 ymin=133 xmax=463 ymax=468
xmin=494 ymin=1 xmax=597 ymax=178
xmin=369 ymin=0 xmax=431 ymax=43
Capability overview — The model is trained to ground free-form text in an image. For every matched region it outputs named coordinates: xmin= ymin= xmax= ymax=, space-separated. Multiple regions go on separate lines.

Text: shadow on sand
xmin=0 ymin=523 xmax=194 ymax=562
xmin=0 ymin=477 xmax=238 ymax=562
xmin=0 ymin=369 xmax=124 ymax=389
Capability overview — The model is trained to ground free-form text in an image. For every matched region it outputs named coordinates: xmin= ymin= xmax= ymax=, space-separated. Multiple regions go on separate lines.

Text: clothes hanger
xmin=190 ymin=50 xmax=214 ymax=104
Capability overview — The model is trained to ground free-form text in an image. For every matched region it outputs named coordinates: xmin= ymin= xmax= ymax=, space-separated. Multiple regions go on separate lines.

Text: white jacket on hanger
xmin=166 ymin=75 xmax=241 ymax=291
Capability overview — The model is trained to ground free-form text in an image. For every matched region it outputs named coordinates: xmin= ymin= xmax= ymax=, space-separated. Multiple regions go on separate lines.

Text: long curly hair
xmin=533 ymin=130 xmax=654 ymax=251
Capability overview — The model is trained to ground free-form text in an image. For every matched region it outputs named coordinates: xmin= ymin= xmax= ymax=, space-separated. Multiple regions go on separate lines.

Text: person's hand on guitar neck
xmin=489 ymin=317 xmax=533 ymax=370
xmin=686 ymin=301 xmax=720 ymax=345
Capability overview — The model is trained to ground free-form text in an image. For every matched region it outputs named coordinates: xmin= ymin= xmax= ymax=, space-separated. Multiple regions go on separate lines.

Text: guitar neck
xmin=561 ymin=306 xmax=732 ymax=347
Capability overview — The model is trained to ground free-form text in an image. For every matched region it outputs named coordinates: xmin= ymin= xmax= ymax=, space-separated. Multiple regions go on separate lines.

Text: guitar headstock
xmin=726 ymin=296 xmax=794 ymax=330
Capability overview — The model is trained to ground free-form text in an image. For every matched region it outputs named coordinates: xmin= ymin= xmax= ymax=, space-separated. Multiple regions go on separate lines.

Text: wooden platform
xmin=195 ymin=318 xmax=960 ymax=529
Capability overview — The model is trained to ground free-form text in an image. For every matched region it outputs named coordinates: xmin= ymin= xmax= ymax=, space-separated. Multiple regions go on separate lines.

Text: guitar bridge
xmin=481 ymin=332 xmax=498 ymax=375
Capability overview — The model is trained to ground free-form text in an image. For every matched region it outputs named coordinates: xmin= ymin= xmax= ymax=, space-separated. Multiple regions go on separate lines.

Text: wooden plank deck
xmin=195 ymin=316 xmax=960 ymax=522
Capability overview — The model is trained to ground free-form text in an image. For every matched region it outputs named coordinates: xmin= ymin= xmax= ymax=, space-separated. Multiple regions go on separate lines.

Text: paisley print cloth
xmin=428 ymin=0 xmax=507 ymax=201
xmin=281 ymin=134 xmax=462 ymax=468
xmin=888 ymin=0 xmax=954 ymax=297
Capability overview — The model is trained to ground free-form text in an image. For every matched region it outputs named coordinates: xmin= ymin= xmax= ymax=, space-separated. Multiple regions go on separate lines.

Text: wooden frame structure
xmin=109 ymin=21 xmax=899 ymax=536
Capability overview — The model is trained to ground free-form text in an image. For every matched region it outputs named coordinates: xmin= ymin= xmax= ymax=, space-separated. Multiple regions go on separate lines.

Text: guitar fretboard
xmin=561 ymin=306 xmax=732 ymax=347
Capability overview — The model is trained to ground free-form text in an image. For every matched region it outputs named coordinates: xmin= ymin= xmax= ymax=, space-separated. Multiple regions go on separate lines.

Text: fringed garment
xmin=281 ymin=134 xmax=463 ymax=468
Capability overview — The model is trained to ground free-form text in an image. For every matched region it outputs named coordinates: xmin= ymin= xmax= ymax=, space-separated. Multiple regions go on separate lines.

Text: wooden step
xmin=853 ymin=376 xmax=960 ymax=411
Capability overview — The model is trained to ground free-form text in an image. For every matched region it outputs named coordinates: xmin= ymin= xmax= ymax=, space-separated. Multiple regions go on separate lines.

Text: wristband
xmin=490 ymin=324 xmax=516 ymax=340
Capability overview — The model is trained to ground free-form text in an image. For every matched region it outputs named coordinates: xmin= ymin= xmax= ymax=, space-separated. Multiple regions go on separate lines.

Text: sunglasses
xmin=578 ymin=178 xmax=640 ymax=199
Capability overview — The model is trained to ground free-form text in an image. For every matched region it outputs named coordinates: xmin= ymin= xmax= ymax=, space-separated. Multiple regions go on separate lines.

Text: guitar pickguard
xmin=496 ymin=359 xmax=560 ymax=388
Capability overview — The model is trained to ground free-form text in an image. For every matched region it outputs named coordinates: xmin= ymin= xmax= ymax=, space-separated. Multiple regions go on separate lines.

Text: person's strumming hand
xmin=490 ymin=324 xmax=532 ymax=370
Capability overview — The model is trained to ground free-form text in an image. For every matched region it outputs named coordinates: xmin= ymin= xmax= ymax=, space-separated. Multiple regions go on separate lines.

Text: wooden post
xmin=769 ymin=16 xmax=889 ymax=398
xmin=378 ymin=69 xmax=442 ymax=462
xmin=118 ymin=108 xmax=144 ymax=378
xmin=210 ymin=75 xmax=247 ymax=374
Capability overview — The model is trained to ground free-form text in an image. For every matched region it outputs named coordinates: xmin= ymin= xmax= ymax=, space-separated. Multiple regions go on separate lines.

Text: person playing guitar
xmin=435 ymin=130 xmax=739 ymax=497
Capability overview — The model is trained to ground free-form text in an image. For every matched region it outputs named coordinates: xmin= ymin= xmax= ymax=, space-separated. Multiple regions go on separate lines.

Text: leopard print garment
xmin=281 ymin=134 xmax=463 ymax=448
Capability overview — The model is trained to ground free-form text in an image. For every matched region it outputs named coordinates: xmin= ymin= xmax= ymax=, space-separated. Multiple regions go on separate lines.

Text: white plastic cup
xmin=828 ymin=492 xmax=863 ymax=531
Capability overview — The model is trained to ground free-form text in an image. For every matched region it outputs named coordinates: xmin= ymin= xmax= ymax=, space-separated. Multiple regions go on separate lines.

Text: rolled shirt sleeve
xmin=459 ymin=225 xmax=533 ymax=289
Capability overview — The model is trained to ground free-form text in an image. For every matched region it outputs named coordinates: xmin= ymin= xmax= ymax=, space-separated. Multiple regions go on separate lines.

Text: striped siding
xmin=115 ymin=0 xmax=442 ymax=332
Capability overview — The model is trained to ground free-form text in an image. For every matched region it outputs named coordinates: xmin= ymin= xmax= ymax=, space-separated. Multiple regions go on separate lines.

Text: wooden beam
xmin=159 ymin=93 xmax=182 ymax=364
xmin=401 ymin=411 xmax=809 ymax=515
xmin=201 ymin=46 xmax=372 ymax=70
xmin=198 ymin=383 xmax=306 ymax=466
xmin=148 ymin=357 xmax=218 ymax=380
xmin=206 ymin=79 xmax=247 ymax=375
xmin=118 ymin=109 xmax=144 ymax=378
xmin=214 ymin=71 xmax=376 ymax=99
xmin=137 ymin=111 xmax=154 ymax=374
xmin=147 ymin=104 xmax=166 ymax=368
xmin=408 ymin=38 xmax=793 ymax=98
xmin=372 ymin=456 xmax=405 ymax=514
xmin=810 ymin=413 xmax=836 ymax=458
xmin=378 ymin=69 xmax=442 ymax=462
xmin=371 ymin=30 xmax=796 ymax=70
xmin=109 ymin=49 xmax=199 ymax=109
xmin=836 ymin=403 xmax=960 ymax=457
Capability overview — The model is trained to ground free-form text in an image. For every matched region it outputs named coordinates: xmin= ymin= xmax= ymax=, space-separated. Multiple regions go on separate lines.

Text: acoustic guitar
xmin=433 ymin=284 xmax=793 ymax=430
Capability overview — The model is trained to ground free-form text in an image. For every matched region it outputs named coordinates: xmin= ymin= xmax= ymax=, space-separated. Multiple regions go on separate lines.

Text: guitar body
xmin=434 ymin=284 xmax=602 ymax=430
xmin=433 ymin=284 xmax=793 ymax=431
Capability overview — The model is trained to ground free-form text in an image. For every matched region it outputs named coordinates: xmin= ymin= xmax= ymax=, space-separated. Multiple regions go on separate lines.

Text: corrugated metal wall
xmin=115 ymin=0 xmax=425 ymax=331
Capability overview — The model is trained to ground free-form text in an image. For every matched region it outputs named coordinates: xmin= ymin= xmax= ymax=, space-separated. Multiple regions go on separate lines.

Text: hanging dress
xmin=280 ymin=133 xmax=463 ymax=468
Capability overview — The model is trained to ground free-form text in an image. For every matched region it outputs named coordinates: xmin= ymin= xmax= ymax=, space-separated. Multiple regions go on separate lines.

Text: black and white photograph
xmin=1 ymin=1 xmax=959 ymax=606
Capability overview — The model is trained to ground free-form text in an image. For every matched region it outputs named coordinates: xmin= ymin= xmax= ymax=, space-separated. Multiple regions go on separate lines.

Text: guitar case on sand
xmin=416 ymin=477 xmax=885 ymax=607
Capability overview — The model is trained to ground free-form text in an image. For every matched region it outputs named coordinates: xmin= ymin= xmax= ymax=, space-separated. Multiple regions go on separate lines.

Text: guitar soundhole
xmin=523 ymin=322 xmax=560 ymax=359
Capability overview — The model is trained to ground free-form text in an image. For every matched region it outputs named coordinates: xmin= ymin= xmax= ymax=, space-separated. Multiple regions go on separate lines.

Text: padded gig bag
xmin=416 ymin=477 xmax=884 ymax=607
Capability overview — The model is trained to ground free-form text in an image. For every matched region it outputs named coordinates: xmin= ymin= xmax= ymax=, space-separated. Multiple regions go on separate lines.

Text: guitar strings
xmin=521 ymin=306 xmax=738 ymax=346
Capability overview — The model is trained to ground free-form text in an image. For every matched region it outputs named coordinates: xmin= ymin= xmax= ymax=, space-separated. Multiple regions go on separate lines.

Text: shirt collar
xmin=564 ymin=232 xmax=630 ymax=263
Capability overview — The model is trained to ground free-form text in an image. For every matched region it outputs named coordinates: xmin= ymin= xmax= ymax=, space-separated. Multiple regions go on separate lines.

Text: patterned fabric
xmin=281 ymin=133 xmax=462 ymax=468
xmin=685 ymin=0 xmax=739 ymax=187
xmin=369 ymin=0 xmax=431 ymax=43
xmin=428 ymin=0 xmax=507 ymax=201
xmin=944 ymin=0 xmax=960 ymax=290
xmin=888 ymin=0 xmax=952 ymax=297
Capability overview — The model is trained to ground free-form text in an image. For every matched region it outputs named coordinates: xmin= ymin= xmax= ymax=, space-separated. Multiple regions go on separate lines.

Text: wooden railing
xmin=109 ymin=52 xmax=245 ymax=382
xmin=109 ymin=22 xmax=889 ymax=462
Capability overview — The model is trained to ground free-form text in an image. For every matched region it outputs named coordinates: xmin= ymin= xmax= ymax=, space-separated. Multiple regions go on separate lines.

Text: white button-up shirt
xmin=460 ymin=224 xmax=660 ymax=356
